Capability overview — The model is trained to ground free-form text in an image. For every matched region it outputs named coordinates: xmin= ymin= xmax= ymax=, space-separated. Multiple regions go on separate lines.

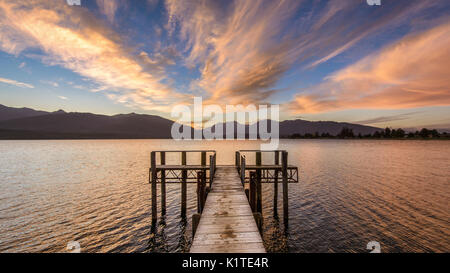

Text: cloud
xmin=0 ymin=77 xmax=34 ymax=88
xmin=0 ymin=0 xmax=184 ymax=112
xmin=96 ymin=0 xmax=120 ymax=24
xmin=58 ymin=95 xmax=68 ymax=100
xmin=165 ymin=0 xmax=446 ymax=106
xmin=18 ymin=62 xmax=26 ymax=69
xmin=355 ymin=112 xmax=423 ymax=125
xmin=1 ymin=0 xmax=448 ymax=115
xmin=40 ymin=80 xmax=59 ymax=87
xmin=288 ymin=22 xmax=450 ymax=114
xmin=166 ymin=0 xmax=305 ymax=105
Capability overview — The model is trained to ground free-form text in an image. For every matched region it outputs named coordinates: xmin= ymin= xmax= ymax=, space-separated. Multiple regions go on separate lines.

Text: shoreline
xmin=0 ymin=137 xmax=448 ymax=141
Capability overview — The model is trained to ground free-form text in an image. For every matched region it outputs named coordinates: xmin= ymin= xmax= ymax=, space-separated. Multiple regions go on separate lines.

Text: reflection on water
xmin=0 ymin=140 xmax=448 ymax=252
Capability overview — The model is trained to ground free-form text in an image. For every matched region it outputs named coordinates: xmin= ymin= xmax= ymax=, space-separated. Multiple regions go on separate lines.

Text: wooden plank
xmin=190 ymin=242 xmax=265 ymax=253
xmin=206 ymin=191 xmax=244 ymax=196
xmin=207 ymin=185 xmax=244 ymax=189
xmin=195 ymin=224 xmax=262 ymax=235
xmin=193 ymin=232 xmax=263 ymax=245
xmin=244 ymin=165 xmax=297 ymax=170
xmin=195 ymin=216 xmax=258 ymax=224
xmin=201 ymin=206 xmax=254 ymax=217
xmin=155 ymin=165 xmax=210 ymax=170
xmin=204 ymin=196 xmax=249 ymax=203
xmin=190 ymin=166 xmax=265 ymax=253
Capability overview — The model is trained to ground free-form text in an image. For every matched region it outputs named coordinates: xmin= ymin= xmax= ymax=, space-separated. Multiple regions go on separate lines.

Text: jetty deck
xmin=190 ymin=166 xmax=266 ymax=253
xmin=149 ymin=150 xmax=298 ymax=253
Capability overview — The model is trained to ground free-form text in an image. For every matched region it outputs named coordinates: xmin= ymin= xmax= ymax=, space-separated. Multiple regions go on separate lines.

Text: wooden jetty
xmin=190 ymin=166 xmax=265 ymax=253
xmin=149 ymin=150 xmax=298 ymax=253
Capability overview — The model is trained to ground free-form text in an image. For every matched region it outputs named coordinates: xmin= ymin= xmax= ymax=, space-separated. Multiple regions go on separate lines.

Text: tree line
xmin=287 ymin=127 xmax=449 ymax=139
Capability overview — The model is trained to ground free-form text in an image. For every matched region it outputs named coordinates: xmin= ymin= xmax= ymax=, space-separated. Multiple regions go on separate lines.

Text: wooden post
xmin=181 ymin=151 xmax=187 ymax=217
xmin=151 ymin=151 xmax=157 ymax=222
xmin=160 ymin=152 xmax=166 ymax=215
xmin=201 ymin=151 xmax=206 ymax=166
xmin=201 ymin=171 xmax=206 ymax=212
xmin=256 ymin=151 xmax=262 ymax=214
xmin=256 ymin=176 xmax=262 ymax=214
xmin=197 ymin=171 xmax=206 ymax=213
xmin=253 ymin=212 xmax=263 ymax=233
xmin=192 ymin=213 xmax=201 ymax=237
xmin=197 ymin=171 xmax=201 ymax=213
xmin=282 ymin=151 xmax=288 ymax=222
xmin=209 ymin=155 xmax=214 ymax=187
xmin=240 ymin=156 xmax=246 ymax=185
xmin=274 ymin=151 xmax=279 ymax=214
xmin=249 ymin=172 xmax=257 ymax=212
xmin=235 ymin=151 xmax=240 ymax=167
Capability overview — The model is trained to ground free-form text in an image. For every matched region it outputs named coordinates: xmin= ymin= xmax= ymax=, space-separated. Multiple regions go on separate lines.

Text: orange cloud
xmin=166 ymin=0 xmax=308 ymax=105
xmin=0 ymin=0 xmax=184 ymax=112
xmin=166 ymin=0 xmax=445 ymax=106
xmin=289 ymin=22 xmax=450 ymax=114
xmin=1 ymin=0 xmax=447 ymax=115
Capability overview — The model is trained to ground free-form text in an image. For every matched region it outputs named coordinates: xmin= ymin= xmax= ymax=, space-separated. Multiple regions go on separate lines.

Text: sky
xmin=0 ymin=0 xmax=449 ymax=129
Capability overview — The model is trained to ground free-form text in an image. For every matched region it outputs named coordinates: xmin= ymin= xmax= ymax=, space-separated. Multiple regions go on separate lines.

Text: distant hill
xmin=279 ymin=119 xmax=380 ymax=136
xmin=0 ymin=104 xmax=176 ymax=139
xmin=0 ymin=104 xmax=380 ymax=139
xmin=0 ymin=104 xmax=48 ymax=121
xmin=202 ymin=120 xmax=380 ymax=138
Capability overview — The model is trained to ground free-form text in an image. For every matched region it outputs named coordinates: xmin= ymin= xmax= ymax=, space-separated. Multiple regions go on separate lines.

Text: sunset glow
xmin=0 ymin=0 xmax=449 ymax=129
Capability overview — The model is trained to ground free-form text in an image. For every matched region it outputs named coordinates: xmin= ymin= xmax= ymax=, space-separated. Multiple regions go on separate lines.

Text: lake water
xmin=0 ymin=139 xmax=448 ymax=253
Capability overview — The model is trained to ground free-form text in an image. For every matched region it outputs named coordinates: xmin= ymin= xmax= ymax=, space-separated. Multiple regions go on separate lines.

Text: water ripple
xmin=0 ymin=139 xmax=448 ymax=252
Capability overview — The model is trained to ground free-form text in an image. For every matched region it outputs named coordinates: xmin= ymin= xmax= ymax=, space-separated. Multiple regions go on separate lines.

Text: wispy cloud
xmin=58 ymin=95 xmax=68 ymax=100
xmin=40 ymin=80 xmax=59 ymax=87
xmin=96 ymin=0 xmax=120 ymax=24
xmin=0 ymin=0 xmax=448 ymax=116
xmin=166 ymin=0 xmax=308 ymax=104
xmin=166 ymin=0 xmax=445 ymax=106
xmin=0 ymin=77 xmax=34 ymax=88
xmin=0 ymin=0 xmax=184 ymax=112
xmin=355 ymin=112 xmax=423 ymax=125
xmin=288 ymin=22 xmax=450 ymax=114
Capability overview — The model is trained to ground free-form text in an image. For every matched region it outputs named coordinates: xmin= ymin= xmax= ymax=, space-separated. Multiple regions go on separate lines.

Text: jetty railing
xmin=236 ymin=150 xmax=298 ymax=222
xmin=149 ymin=150 xmax=217 ymax=222
xmin=149 ymin=149 xmax=298 ymax=238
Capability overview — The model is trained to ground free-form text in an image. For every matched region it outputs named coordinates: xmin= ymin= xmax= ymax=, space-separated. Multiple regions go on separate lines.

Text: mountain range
xmin=0 ymin=104 xmax=381 ymax=139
